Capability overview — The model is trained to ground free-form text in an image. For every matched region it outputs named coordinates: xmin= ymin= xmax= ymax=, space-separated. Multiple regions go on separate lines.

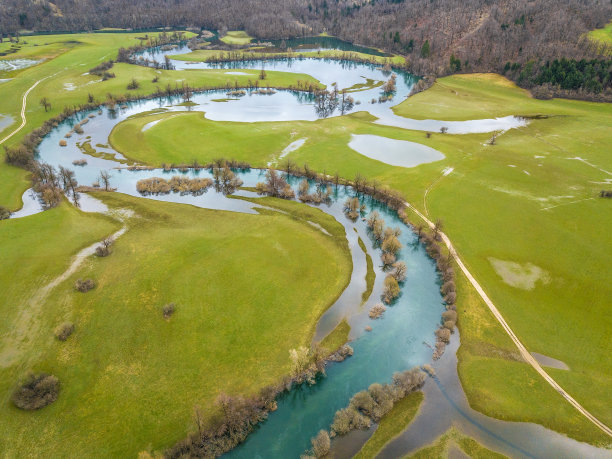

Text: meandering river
xmin=9 ymin=47 xmax=610 ymax=458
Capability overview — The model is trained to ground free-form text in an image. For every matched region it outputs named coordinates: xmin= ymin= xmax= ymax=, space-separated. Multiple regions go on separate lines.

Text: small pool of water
xmin=0 ymin=58 xmax=41 ymax=72
xmin=348 ymin=134 xmax=445 ymax=168
xmin=0 ymin=114 xmax=14 ymax=132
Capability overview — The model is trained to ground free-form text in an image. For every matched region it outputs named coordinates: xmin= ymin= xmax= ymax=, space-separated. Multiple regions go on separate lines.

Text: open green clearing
xmin=109 ymin=73 xmax=612 ymax=444
xmin=587 ymin=21 xmax=612 ymax=45
xmin=220 ymin=31 xmax=254 ymax=45
xmin=354 ymin=391 xmax=424 ymax=459
xmin=0 ymin=192 xmax=351 ymax=457
xmin=0 ymin=32 xmax=322 ymax=210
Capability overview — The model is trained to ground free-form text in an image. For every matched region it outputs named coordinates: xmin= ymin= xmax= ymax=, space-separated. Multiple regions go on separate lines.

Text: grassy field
xmin=0 ymin=32 xmax=322 ymax=211
xmin=407 ymin=428 xmax=508 ymax=459
xmin=354 ymin=391 xmax=424 ymax=459
xmin=107 ymin=74 xmax=612 ymax=445
xmin=0 ymin=192 xmax=351 ymax=457
xmin=587 ymin=21 xmax=612 ymax=45
xmin=220 ymin=31 xmax=254 ymax=45
xmin=394 ymin=74 xmax=612 ymax=443
xmin=3 ymin=28 xmax=611 ymax=449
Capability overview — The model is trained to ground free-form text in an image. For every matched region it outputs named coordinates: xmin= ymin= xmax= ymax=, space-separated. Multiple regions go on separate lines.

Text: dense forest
xmin=1 ymin=0 xmax=611 ymax=98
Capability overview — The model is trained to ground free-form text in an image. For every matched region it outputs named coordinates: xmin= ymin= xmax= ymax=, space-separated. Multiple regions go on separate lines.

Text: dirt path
xmin=0 ymin=76 xmax=50 ymax=145
xmin=0 ymin=225 xmax=126 ymax=368
xmin=405 ymin=202 xmax=612 ymax=438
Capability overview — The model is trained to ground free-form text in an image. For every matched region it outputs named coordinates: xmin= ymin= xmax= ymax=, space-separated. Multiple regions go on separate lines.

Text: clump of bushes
xmin=600 ymin=190 xmax=612 ymax=198
xmin=382 ymin=275 xmax=400 ymax=304
xmin=127 ymin=78 xmax=140 ymax=90
xmin=95 ymin=237 xmax=114 ymax=257
xmin=343 ymin=196 xmax=364 ymax=220
xmin=369 ymin=303 xmax=386 ymax=319
xmin=89 ymin=60 xmax=115 ymax=79
xmin=163 ymin=303 xmax=176 ymax=319
xmin=136 ymin=176 xmax=214 ymax=196
xmin=307 ymin=430 xmax=331 ymax=458
xmin=255 ymin=169 xmax=295 ymax=199
xmin=75 ymin=278 xmax=95 ymax=292
xmin=54 ymin=322 xmax=75 ymax=341
xmin=329 ymin=367 xmax=425 ymax=437
xmin=297 ymin=178 xmax=331 ymax=204
xmin=136 ymin=177 xmax=171 ymax=194
xmin=72 ymin=159 xmax=87 ymax=166
xmin=12 ymin=373 xmax=60 ymax=410
xmin=0 ymin=206 xmax=10 ymax=220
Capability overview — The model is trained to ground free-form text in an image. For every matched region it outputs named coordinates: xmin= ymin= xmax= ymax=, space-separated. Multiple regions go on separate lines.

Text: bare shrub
xmin=12 ymin=373 xmax=60 ymax=410
xmin=343 ymin=197 xmax=362 ymax=220
xmin=331 ymin=406 xmax=371 ymax=435
xmin=0 ymin=206 xmax=10 ymax=220
xmin=435 ymin=327 xmax=451 ymax=343
xmin=443 ymin=320 xmax=455 ymax=331
xmin=444 ymin=291 xmax=457 ymax=305
xmin=54 ymin=322 xmax=75 ymax=341
xmin=310 ymin=430 xmax=330 ymax=458
xmin=391 ymin=261 xmax=407 ymax=282
xmin=59 ymin=139 xmax=67 ymax=147
xmin=382 ymin=275 xmax=400 ymax=304
xmin=369 ymin=303 xmax=386 ymax=319
xmin=163 ymin=303 xmax=176 ymax=318
xmin=136 ymin=177 xmax=171 ymax=194
xmin=95 ymin=237 xmax=114 ymax=257
xmin=75 ymin=278 xmax=95 ymax=292
xmin=440 ymin=280 xmax=455 ymax=295
xmin=72 ymin=159 xmax=87 ymax=166
xmin=442 ymin=310 xmax=457 ymax=323
xmin=381 ymin=251 xmax=396 ymax=267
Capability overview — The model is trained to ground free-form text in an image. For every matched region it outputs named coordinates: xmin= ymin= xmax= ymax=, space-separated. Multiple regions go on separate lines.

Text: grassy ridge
xmin=354 ymin=391 xmax=424 ymax=459
xmin=0 ymin=193 xmax=351 ymax=457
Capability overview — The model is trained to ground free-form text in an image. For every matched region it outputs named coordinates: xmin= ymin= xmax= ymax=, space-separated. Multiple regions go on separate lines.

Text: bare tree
xmin=99 ymin=170 xmax=112 ymax=191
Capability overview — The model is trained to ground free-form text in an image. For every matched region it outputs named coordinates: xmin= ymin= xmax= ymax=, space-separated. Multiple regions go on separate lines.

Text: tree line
xmin=1 ymin=0 xmax=610 ymax=99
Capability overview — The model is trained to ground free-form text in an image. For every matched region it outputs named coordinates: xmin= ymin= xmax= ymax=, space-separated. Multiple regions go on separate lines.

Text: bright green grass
xmin=407 ymin=427 xmax=508 ymax=459
xmin=588 ymin=21 xmax=612 ymax=45
xmin=0 ymin=201 xmax=119 ymax=384
xmin=220 ymin=31 xmax=253 ymax=45
xmin=108 ymin=74 xmax=612 ymax=445
xmin=354 ymin=391 xmax=424 ymax=459
xmin=0 ymin=192 xmax=351 ymax=457
xmin=357 ymin=235 xmax=375 ymax=304
xmin=319 ymin=319 xmax=351 ymax=355
xmin=0 ymin=32 xmax=322 ymax=210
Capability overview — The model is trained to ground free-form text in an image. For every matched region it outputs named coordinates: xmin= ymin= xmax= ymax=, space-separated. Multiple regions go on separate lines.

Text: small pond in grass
xmin=348 ymin=134 xmax=445 ymax=168
xmin=0 ymin=58 xmax=41 ymax=72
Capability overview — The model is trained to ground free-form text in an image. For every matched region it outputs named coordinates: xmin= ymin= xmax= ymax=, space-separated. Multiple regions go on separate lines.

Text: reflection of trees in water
xmin=314 ymin=87 xmax=354 ymax=118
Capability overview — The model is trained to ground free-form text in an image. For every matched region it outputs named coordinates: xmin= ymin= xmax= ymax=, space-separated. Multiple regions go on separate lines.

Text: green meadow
xmin=220 ymin=30 xmax=254 ymax=45
xmin=1 ymin=28 xmax=611 ymax=452
xmin=108 ymin=73 xmax=612 ymax=444
xmin=0 ymin=193 xmax=351 ymax=457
